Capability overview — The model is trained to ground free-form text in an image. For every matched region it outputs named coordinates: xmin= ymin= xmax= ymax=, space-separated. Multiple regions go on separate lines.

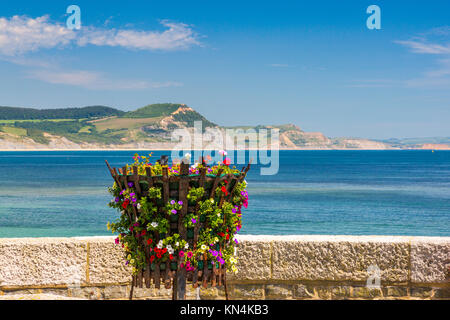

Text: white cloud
xmin=26 ymin=69 xmax=183 ymax=90
xmin=0 ymin=15 xmax=76 ymax=56
xmin=77 ymin=20 xmax=200 ymax=51
xmin=394 ymin=40 xmax=450 ymax=54
xmin=268 ymin=63 xmax=289 ymax=68
xmin=0 ymin=15 xmax=200 ymax=56
xmin=395 ymin=28 xmax=450 ymax=88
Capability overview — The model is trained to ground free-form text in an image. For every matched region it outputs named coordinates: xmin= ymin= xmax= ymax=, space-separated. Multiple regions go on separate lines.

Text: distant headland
xmin=0 ymin=103 xmax=448 ymax=150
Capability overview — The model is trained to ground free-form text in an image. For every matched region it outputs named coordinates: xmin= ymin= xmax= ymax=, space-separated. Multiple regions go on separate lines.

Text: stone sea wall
xmin=0 ymin=235 xmax=448 ymax=300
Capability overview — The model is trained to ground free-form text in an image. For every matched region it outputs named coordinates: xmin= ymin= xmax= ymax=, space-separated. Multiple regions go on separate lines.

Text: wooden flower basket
xmin=105 ymin=155 xmax=250 ymax=299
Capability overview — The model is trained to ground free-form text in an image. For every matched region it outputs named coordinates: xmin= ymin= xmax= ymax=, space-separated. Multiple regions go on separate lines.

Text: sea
xmin=0 ymin=150 xmax=449 ymax=238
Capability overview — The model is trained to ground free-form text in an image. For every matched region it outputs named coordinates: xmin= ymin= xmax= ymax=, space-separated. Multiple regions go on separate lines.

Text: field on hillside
xmin=90 ymin=117 xmax=163 ymax=131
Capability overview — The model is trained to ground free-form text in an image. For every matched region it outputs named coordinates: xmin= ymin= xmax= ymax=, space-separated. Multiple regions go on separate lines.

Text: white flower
xmin=210 ymin=199 xmax=214 ymax=203
xmin=121 ymin=210 xmax=125 ymax=215
xmin=184 ymin=243 xmax=189 ymax=249
xmin=157 ymin=240 xmax=163 ymax=249
xmin=217 ymin=213 xmax=220 ymax=217
xmin=201 ymin=244 xmax=207 ymax=251
xmin=137 ymin=203 xmax=141 ymax=210
xmin=151 ymin=222 xmax=158 ymax=228
xmin=184 ymin=153 xmax=191 ymax=159
xmin=219 ymin=150 xmax=227 ymax=156
xmin=168 ymin=248 xmax=174 ymax=255
xmin=175 ymin=241 xmax=180 ymax=247
xmin=166 ymin=244 xmax=172 ymax=250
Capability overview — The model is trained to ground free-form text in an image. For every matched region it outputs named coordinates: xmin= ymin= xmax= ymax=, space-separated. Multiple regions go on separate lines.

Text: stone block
xmin=271 ymin=235 xmax=409 ymax=283
xmin=410 ymin=237 xmax=450 ymax=284
xmin=0 ymin=237 xmax=87 ymax=286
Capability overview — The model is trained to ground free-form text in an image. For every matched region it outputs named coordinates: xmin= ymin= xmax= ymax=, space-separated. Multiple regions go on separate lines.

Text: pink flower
xmin=179 ymin=250 xmax=185 ymax=257
xmin=187 ymin=251 xmax=193 ymax=258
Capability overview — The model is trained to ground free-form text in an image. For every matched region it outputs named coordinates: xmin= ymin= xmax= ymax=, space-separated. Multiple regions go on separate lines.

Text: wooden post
xmin=176 ymin=162 xmax=190 ymax=300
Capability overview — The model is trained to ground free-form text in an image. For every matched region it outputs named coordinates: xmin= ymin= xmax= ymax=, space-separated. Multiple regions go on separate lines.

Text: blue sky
xmin=0 ymin=0 xmax=449 ymax=139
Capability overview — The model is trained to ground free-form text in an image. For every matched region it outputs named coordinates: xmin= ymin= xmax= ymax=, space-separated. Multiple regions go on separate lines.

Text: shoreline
xmin=0 ymin=148 xmax=444 ymax=152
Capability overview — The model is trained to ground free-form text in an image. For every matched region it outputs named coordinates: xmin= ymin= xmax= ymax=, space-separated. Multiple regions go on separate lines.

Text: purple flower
xmin=125 ymin=261 xmax=129 ymax=265
xmin=171 ymin=209 xmax=177 ymax=214
xmin=133 ymin=222 xmax=139 ymax=227
xmin=128 ymin=182 xmax=134 ymax=188
xmin=210 ymin=250 xmax=218 ymax=257
xmin=234 ymin=239 xmax=239 ymax=245
xmin=191 ymin=218 xmax=197 ymax=224
xmin=232 ymin=208 xmax=237 ymax=213
xmin=129 ymin=226 xmax=134 ymax=232
xmin=120 ymin=190 xmax=125 ymax=195
xmin=218 ymin=258 xmax=225 ymax=265
xmin=130 ymin=192 xmax=135 ymax=197
xmin=178 ymin=201 xmax=183 ymax=205
xmin=170 ymin=200 xmax=176 ymax=205
xmin=115 ymin=197 xmax=120 ymax=202
xmin=132 ymin=198 xmax=137 ymax=203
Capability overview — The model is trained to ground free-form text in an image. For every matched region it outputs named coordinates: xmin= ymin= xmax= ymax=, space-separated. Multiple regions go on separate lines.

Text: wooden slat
xmin=154 ymin=264 xmax=160 ymax=289
xmin=145 ymin=264 xmax=151 ymax=288
xmin=164 ymin=261 xmax=171 ymax=289
xmin=176 ymin=268 xmax=187 ymax=300
xmin=192 ymin=257 xmax=199 ymax=288
xmin=122 ymin=166 xmax=128 ymax=190
xmin=133 ymin=166 xmax=141 ymax=195
xmin=162 ymin=167 xmax=169 ymax=204
xmin=199 ymin=167 xmax=206 ymax=188
xmin=202 ymin=254 xmax=209 ymax=288
xmin=105 ymin=160 xmax=122 ymax=188
xmin=209 ymin=169 xmax=224 ymax=198
xmin=137 ymin=270 xmax=143 ymax=288
xmin=212 ymin=260 xmax=217 ymax=287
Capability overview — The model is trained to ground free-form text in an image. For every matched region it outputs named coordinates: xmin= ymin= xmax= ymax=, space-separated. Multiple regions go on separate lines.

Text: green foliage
xmin=0 ymin=105 xmax=124 ymax=120
xmin=26 ymin=128 xmax=49 ymax=144
xmin=123 ymin=103 xmax=181 ymax=118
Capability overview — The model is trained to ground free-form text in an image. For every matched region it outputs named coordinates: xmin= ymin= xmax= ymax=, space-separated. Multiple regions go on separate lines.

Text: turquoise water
xmin=0 ymin=150 xmax=449 ymax=237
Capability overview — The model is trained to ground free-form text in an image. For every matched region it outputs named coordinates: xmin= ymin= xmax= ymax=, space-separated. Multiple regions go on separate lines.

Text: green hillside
xmin=124 ymin=103 xmax=180 ymax=118
xmin=0 ymin=103 xmax=217 ymax=145
xmin=0 ymin=105 xmax=124 ymax=120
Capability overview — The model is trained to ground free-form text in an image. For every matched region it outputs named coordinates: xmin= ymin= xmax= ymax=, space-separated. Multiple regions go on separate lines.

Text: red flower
xmin=141 ymin=229 xmax=146 ymax=236
xmin=156 ymin=252 xmax=162 ymax=259
xmin=218 ymin=232 xmax=225 ymax=237
xmin=122 ymin=199 xmax=130 ymax=209
xmin=226 ymin=234 xmax=230 ymax=240
xmin=146 ymin=238 xmax=153 ymax=245
xmin=221 ymin=186 xmax=228 ymax=196
xmin=162 ymin=248 xmax=167 ymax=254
xmin=150 ymin=255 xmax=155 ymax=262
xmin=223 ymin=157 xmax=231 ymax=166
xmin=169 ymin=254 xmax=174 ymax=260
